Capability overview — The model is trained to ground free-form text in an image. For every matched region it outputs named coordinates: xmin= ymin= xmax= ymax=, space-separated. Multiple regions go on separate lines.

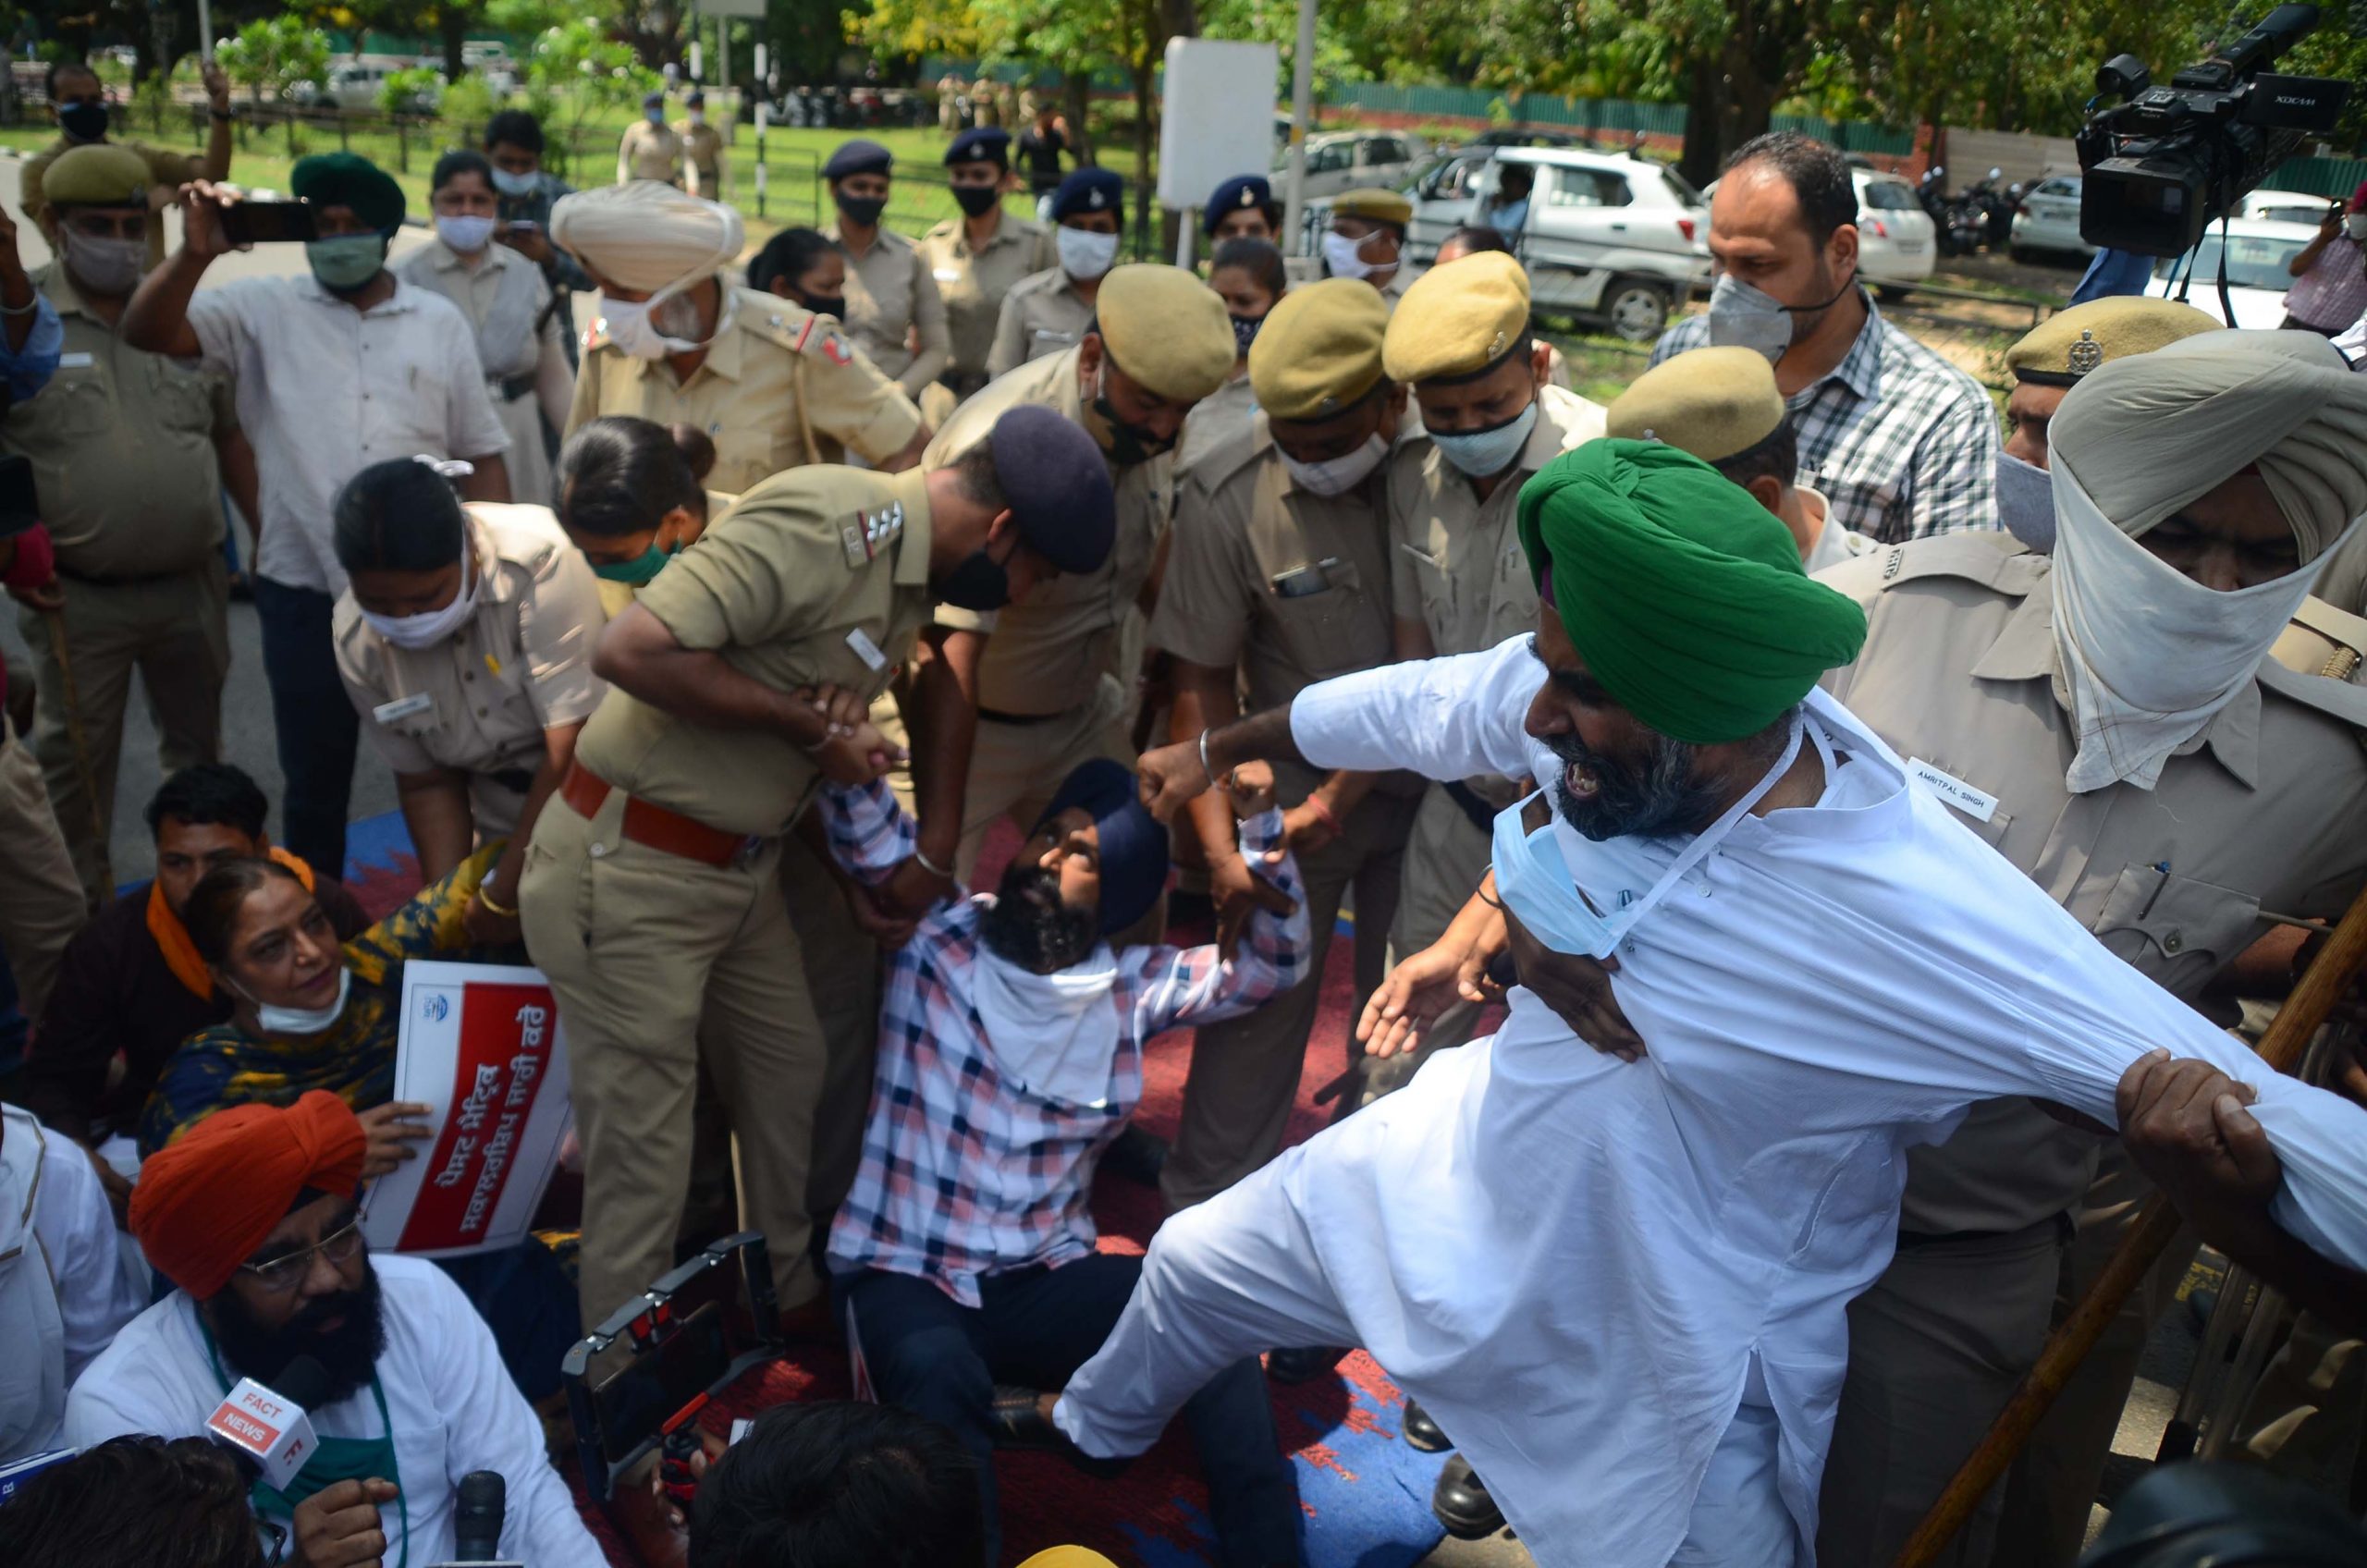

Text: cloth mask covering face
xmin=953 ymin=184 xmax=1003 ymax=218
xmin=933 ymin=544 xmax=1012 ymax=611
xmin=1995 ymin=450 xmax=2056 ymax=551
xmin=229 ymin=968 xmax=354 ymax=1036
xmin=63 ymin=230 xmax=145 ymax=297
xmin=1057 ymin=226 xmax=1120 ymax=282
xmin=1492 ymin=714 xmax=1812 ymax=958
xmin=306 ymin=233 xmax=387 ymax=293
xmin=594 ymin=540 xmax=679 ymax=585
xmin=1322 ymin=230 xmax=1382 ymax=281
xmin=1430 ymin=399 xmax=1539 ymax=479
xmin=361 ymin=551 xmax=479 ymax=651
xmin=1230 ymin=312 xmax=1265 ymax=357
xmin=835 ymin=192 xmax=888 ymax=228
xmin=435 ymin=214 xmax=497 ymax=254
xmin=1281 ymin=432 xmax=1389 ymax=497
xmin=601 ymin=286 xmax=731 ymax=361
xmin=490 ymin=166 xmax=540 ymax=199
xmin=2348 ymin=213 xmax=2367 ymax=242
xmin=57 ymin=100 xmax=107 ymax=143
xmin=1089 ymin=364 xmax=1171 ymax=466
xmin=646 ymin=106 xmax=666 ymax=125
xmin=800 ymin=293 xmax=847 ymax=320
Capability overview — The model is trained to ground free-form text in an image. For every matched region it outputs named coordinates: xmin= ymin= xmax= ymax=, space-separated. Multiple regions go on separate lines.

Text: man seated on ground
xmin=1048 ymin=440 xmax=2367 ymax=1567
xmin=67 ymin=1092 xmax=605 ymax=1565
xmin=691 ymin=1402 xmax=986 ymax=1568
xmin=22 ymin=766 xmax=369 ymax=1182
xmin=818 ymin=755 xmax=1309 ymax=1568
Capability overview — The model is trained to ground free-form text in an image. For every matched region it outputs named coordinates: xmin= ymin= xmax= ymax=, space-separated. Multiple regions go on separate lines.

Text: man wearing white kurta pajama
xmin=1049 ymin=439 xmax=2367 ymax=1568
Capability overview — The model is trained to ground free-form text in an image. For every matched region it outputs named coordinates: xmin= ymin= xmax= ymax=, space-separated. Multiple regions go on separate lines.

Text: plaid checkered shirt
xmin=1652 ymin=291 xmax=2003 ymax=545
xmin=817 ymin=780 xmax=1311 ymax=1306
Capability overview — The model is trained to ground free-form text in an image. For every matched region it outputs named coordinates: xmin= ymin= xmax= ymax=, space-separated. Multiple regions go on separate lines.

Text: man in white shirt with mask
xmin=1043 ymin=436 xmax=2367 ymax=1568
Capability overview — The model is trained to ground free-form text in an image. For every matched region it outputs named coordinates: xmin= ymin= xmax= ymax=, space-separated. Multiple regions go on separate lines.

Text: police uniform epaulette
xmin=743 ymin=296 xmax=860 ymax=369
xmin=2269 ymin=595 xmax=2367 ymax=685
xmin=836 ymin=496 xmax=907 ymax=571
xmin=1826 ymin=531 xmax=2046 ymax=598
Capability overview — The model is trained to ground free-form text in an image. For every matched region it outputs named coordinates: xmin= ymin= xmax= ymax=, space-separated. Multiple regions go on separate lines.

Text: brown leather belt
xmin=559 ymin=763 xmax=752 ymax=868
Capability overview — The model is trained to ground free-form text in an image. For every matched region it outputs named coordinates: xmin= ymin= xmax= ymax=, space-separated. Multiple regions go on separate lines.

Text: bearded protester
xmin=817 ymin=756 xmax=1307 ymax=1566
xmin=67 ymin=1092 xmax=605 ymax=1566
xmin=1035 ymin=440 xmax=2367 ymax=1567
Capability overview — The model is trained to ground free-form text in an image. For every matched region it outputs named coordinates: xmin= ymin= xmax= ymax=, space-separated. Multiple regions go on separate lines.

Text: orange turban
xmin=130 ymin=1091 xmax=368 ymax=1299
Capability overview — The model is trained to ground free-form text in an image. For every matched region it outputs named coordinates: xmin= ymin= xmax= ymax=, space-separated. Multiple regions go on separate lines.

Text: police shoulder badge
xmin=841 ymin=501 xmax=906 ymax=568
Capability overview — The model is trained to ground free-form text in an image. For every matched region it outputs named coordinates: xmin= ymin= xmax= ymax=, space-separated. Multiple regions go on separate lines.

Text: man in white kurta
xmin=1052 ymin=439 xmax=2367 ymax=1568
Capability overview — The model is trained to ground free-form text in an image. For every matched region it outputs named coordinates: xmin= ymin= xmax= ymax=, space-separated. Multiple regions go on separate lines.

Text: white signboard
xmin=360 ymin=962 xmax=573 ymax=1259
xmin=1157 ymin=37 xmax=1282 ymax=212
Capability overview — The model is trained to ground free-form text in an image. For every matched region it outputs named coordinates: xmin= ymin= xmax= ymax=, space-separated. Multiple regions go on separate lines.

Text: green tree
xmin=216 ymin=14 xmax=333 ymax=105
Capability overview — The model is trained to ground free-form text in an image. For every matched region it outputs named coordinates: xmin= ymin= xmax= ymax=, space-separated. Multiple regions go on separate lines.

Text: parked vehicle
xmin=2008 ymin=175 xmax=2096 ymax=261
xmin=1456 ymin=147 xmax=1711 ymax=340
xmin=2238 ymin=188 xmax=2342 ymax=227
xmin=1852 ymin=169 xmax=1936 ymax=289
xmin=1283 ymin=129 xmax=1431 ymax=201
xmin=303 ymin=56 xmax=438 ymax=115
xmin=2147 ymin=218 xmax=2318 ymax=329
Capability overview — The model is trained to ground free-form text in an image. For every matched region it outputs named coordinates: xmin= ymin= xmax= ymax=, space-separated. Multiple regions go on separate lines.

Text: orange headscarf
xmin=146 ymin=847 xmax=318 ymax=999
xmin=129 ymin=1090 xmax=367 ymax=1299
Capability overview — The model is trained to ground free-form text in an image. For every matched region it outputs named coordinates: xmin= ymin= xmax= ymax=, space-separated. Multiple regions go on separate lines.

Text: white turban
xmin=2048 ymin=329 xmax=2367 ymax=792
xmin=549 ymin=180 xmax=744 ymax=303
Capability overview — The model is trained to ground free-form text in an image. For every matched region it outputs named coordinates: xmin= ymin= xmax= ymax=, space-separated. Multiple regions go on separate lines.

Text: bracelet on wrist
xmin=1197 ymin=727 xmax=1223 ymax=789
xmin=474 ymin=885 xmax=518 ymax=919
xmin=912 ymin=844 xmax=955 ymax=880
xmin=0 ymin=296 xmax=39 ymax=318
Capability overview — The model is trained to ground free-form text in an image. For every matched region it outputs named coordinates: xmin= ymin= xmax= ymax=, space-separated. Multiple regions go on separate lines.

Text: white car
xmin=2238 ymin=189 xmax=2342 ymax=227
xmin=1853 ymin=169 xmax=1936 ymax=288
xmin=2147 ymin=218 xmax=2319 ymax=329
xmin=2009 ymin=176 xmax=2096 ymax=260
xmin=1284 ymin=130 xmax=1430 ymax=202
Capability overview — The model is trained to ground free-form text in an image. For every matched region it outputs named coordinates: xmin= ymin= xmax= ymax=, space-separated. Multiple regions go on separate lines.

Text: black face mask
xmin=835 ymin=192 xmax=887 ymax=228
xmin=1231 ymin=312 xmax=1265 ymax=357
xmin=952 ymin=183 xmax=1003 ymax=218
xmin=800 ymin=293 xmax=847 ymax=320
xmin=931 ymin=545 xmax=1012 ymax=611
xmin=58 ymin=100 xmax=107 ymax=142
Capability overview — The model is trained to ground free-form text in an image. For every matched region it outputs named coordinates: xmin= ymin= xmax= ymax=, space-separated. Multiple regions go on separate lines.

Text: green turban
xmin=1515 ymin=439 xmax=1868 ymax=744
xmin=290 ymin=152 xmax=405 ymax=233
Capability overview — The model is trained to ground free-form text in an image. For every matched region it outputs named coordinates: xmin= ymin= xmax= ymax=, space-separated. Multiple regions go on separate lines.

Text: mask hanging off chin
xmin=1085 ymin=364 xmax=1171 ymax=467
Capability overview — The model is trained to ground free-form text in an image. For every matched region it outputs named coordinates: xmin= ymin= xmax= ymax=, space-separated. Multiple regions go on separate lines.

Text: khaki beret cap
xmin=1382 ymin=251 xmax=1533 ymax=384
xmin=1096 ymin=263 xmax=1236 ymax=403
xmin=1249 ymin=278 xmax=1390 ymax=421
xmin=1605 ymin=347 xmax=1786 ymax=463
xmin=42 ymin=143 xmax=150 ymax=206
xmin=1331 ymin=187 xmax=1413 ymax=227
xmin=2005 ymin=296 xmax=2223 ymax=386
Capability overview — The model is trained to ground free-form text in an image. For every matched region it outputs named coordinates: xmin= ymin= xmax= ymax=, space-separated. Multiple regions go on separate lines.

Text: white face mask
xmin=689 ymin=110 xmax=705 ymax=127
xmin=1430 ymin=399 xmax=1540 ymax=479
xmin=62 ymin=229 xmax=145 ymax=296
xmin=361 ymin=550 xmax=479 ymax=650
xmin=1322 ymin=229 xmax=1383 ymax=281
xmin=435 ymin=214 xmax=496 ymax=253
xmin=1705 ymin=274 xmax=1797 ymax=362
xmin=232 ymin=968 xmax=353 ymax=1036
xmin=1056 ymin=226 xmax=1120 ymax=282
xmin=599 ymin=287 xmax=728 ymax=361
xmin=2347 ymin=213 xmax=2367 ymax=241
xmin=1279 ymin=432 xmax=1389 ymax=496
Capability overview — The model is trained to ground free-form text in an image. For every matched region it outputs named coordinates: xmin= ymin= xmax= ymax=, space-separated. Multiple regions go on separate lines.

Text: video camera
xmin=2075 ymin=3 xmax=2351 ymax=256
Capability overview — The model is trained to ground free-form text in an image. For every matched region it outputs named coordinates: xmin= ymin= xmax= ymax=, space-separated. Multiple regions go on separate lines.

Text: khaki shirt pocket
xmin=25 ymin=360 xmax=116 ymax=442
xmin=2089 ymin=864 xmax=2261 ymax=990
xmin=144 ymin=355 xmax=217 ymax=435
xmin=1265 ymin=560 xmax=1380 ymax=682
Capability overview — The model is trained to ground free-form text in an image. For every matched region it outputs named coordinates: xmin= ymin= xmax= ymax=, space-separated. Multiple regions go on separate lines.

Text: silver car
xmin=1282 ymin=130 xmax=1431 ymax=202
xmin=2009 ymin=176 xmax=2096 ymax=261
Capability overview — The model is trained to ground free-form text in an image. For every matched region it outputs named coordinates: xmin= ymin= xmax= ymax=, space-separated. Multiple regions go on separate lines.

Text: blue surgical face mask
xmin=1995 ymin=450 xmax=2056 ymax=552
xmin=490 ymin=166 xmax=540 ymax=199
xmin=1429 ymin=398 xmax=1539 ymax=479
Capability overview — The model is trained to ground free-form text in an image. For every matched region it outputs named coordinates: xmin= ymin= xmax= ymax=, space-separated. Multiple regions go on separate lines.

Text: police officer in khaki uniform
xmin=1809 ymin=321 xmax=2367 ymax=1568
xmin=553 ymin=180 xmax=929 ymax=494
xmin=921 ymin=263 xmax=1237 ymax=888
xmin=1380 ymin=252 xmax=1604 ymax=1064
xmin=1326 ymin=188 xmax=1416 ymax=306
xmin=617 ymin=91 xmax=684 ymax=186
xmin=987 ymin=165 xmax=1123 ymax=378
xmin=6 ymin=144 xmax=242 ymax=900
xmin=820 ymin=140 xmax=953 ymax=407
xmin=674 ymin=91 xmax=727 ymax=200
xmin=1149 ymin=279 xmax=1421 ymax=1209
xmin=919 ymin=128 xmax=1055 ymax=401
xmin=519 ymin=407 xmax=1117 ymax=1324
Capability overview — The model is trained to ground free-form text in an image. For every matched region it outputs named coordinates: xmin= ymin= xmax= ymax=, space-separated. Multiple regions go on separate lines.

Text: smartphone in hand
xmin=219 ymin=201 xmax=318 ymax=246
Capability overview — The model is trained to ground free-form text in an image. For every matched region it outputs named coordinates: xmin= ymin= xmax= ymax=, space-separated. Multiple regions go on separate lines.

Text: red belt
xmin=559 ymin=764 xmax=752 ymax=868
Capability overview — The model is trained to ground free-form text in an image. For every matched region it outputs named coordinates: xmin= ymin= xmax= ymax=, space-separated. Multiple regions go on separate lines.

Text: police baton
xmin=41 ymin=606 xmax=114 ymax=899
xmin=1892 ymin=880 xmax=2367 ymax=1567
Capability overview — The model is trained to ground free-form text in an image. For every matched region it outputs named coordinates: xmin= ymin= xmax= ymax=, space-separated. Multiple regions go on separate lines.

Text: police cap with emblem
xmin=1383 ymin=250 xmax=1532 ymax=385
xmin=945 ymin=126 xmax=1012 ymax=170
xmin=1331 ymin=187 xmax=1413 ymax=231
xmin=1093 ymin=263 xmax=1239 ymax=404
xmin=823 ymin=139 xmax=894 ymax=182
xmin=2005 ymin=296 xmax=2223 ymax=387
xmin=987 ymin=404 xmax=1117 ymax=574
xmin=1606 ymin=346 xmax=1786 ymax=463
xmin=1203 ymin=174 xmax=1278 ymax=236
xmin=1250 ymin=278 xmax=1390 ymax=422
xmin=1052 ymin=166 xmax=1125 ymax=223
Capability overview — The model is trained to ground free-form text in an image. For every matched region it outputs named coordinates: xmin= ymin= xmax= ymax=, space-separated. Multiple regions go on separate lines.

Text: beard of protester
xmin=1543 ymin=729 xmax=1723 ymax=842
xmin=979 ymin=862 xmax=1099 ymax=974
xmin=210 ymin=1254 xmax=388 ymax=1407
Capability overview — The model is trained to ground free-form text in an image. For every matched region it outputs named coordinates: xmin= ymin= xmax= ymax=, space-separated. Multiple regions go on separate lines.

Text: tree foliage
xmin=216 ymin=14 xmax=334 ymax=104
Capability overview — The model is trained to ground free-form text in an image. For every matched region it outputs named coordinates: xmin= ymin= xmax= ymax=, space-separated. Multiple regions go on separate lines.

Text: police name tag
xmin=844 ymin=627 xmax=888 ymax=671
xmin=1907 ymin=758 xmax=1999 ymax=823
xmin=374 ymin=692 xmax=434 ymax=725
xmin=56 ymin=352 xmax=94 ymax=370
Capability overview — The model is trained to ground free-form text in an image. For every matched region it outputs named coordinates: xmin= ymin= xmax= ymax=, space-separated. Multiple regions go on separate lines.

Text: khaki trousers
xmin=20 ymin=560 xmax=228 ymax=900
xmin=954 ymin=674 xmax=1134 ymax=882
xmin=1814 ymin=1219 xmax=2066 ymax=1568
xmin=783 ymin=829 xmax=881 ymax=1219
xmin=0 ymin=716 xmax=84 ymax=1020
xmin=519 ymin=793 xmax=828 ymax=1326
xmin=1160 ymin=773 xmax=1418 ymax=1211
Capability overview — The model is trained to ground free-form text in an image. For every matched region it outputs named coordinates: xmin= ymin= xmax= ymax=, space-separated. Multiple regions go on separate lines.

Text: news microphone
xmin=204 ymin=1355 xmax=331 ymax=1494
xmin=452 ymin=1470 xmax=506 ymax=1561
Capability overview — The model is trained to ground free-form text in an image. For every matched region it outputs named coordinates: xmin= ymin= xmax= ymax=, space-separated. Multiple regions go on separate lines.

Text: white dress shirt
xmin=0 ymin=1104 xmax=144 ymax=1462
xmin=188 ymin=275 xmax=510 ymax=595
xmin=1058 ymin=635 xmax=2367 ymax=1568
xmin=67 ymin=1255 xmax=604 ymax=1565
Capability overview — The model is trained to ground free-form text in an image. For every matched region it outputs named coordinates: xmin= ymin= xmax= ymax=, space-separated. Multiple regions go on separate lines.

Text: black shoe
xmin=1264 ymin=1345 xmax=1350 ymax=1384
xmin=987 ymin=1385 xmax=1129 ymax=1478
xmin=1431 ymin=1453 xmax=1505 ymax=1540
xmin=1101 ymin=1123 xmax=1169 ymax=1187
xmin=1402 ymin=1398 xmax=1452 ymax=1453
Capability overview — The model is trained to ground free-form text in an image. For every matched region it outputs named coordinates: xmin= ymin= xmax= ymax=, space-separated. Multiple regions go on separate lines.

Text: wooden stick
xmin=1891 ymin=880 xmax=2367 ymax=1568
xmin=43 ymin=608 xmax=113 ymax=900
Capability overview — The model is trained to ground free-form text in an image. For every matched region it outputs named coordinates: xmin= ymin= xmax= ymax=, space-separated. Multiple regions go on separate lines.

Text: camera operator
xmin=2279 ymin=183 xmax=2367 ymax=337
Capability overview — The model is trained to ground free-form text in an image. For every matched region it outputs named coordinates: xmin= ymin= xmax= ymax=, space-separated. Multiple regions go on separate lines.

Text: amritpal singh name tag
xmin=1907 ymin=757 xmax=2000 ymax=823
